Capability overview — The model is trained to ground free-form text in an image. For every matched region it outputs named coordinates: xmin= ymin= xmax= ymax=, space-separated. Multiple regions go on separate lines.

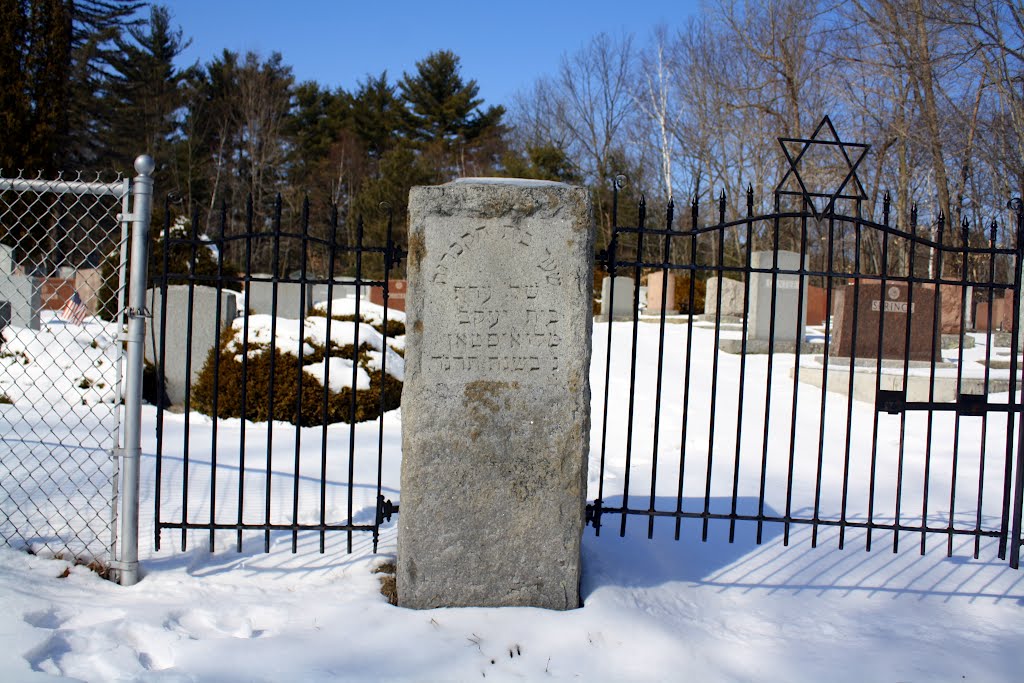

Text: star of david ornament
xmin=775 ymin=115 xmax=869 ymax=219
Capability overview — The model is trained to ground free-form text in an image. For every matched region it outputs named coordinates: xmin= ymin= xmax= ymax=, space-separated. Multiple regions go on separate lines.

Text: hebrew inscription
xmin=423 ymin=223 xmax=566 ymax=381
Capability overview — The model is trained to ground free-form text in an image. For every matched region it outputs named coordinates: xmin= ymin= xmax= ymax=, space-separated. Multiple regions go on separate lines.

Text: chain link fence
xmin=0 ymin=170 xmax=132 ymax=570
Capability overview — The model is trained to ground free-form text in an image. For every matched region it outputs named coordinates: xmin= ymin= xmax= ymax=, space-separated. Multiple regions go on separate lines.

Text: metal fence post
xmin=118 ymin=155 xmax=154 ymax=586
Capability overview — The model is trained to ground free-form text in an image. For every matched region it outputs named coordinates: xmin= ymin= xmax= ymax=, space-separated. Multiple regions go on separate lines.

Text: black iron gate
xmin=152 ymin=196 xmax=403 ymax=555
xmin=589 ymin=117 xmax=1024 ymax=568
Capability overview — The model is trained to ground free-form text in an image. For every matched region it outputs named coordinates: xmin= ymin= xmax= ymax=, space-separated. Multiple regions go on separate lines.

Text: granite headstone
xmin=399 ymin=178 xmax=593 ymax=610
xmin=246 ymin=279 xmax=312 ymax=319
xmin=830 ymin=281 xmax=938 ymax=361
xmin=645 ymin=271 xmax=677 ymax=315
xmin=748 ymin=251 xmax=807 ymax=342
xmin=598 ymin=275 xmax=635 ymax=321
xmin=704 ymin=276 xmax=745 ymax=319
xmin=0 ymin=275 xmax=40 ymax=330
xmin=145 ymin=285 xmax=238 ymax=404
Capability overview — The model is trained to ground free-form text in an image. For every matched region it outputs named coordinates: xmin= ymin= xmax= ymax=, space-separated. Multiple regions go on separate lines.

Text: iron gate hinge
xmin=585 ymin=500 xmax=603 ymax=528
xmin=376 ymin=495 xmax=398 ymax=524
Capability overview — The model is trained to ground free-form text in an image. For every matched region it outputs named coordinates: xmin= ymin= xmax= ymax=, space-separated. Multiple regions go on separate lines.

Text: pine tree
xmin=100 ymin=4 xmax=192 ymax=174
xmin=0 ymin=0 xmax=72 ymax=174
xmin=398 ymin=50 xmax=504 ymax=146
xmin=350 ymin=72 xmax=403 ymax=160
xmin=397 ymin=50 xmax=506 ymax=177
xmin=64 ymin=0 xmax=144 ymax=168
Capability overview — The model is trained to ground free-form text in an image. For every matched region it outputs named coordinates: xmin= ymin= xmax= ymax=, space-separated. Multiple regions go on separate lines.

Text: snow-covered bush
xmin=191 ymin=312 xmax=404 ymax=426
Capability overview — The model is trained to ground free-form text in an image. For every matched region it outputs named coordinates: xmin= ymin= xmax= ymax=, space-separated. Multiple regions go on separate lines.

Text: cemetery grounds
xmin=0 ymin=304 xmax=1022 ymax=681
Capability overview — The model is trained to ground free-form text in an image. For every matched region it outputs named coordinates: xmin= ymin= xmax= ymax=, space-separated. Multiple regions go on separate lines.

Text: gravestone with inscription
xmin=399 ymin=178 xmax=593 ymax=610
xmin=830 ymin=281 xmax=938 ymax=361
xmin=748 ymin=251 xmax=807 ymax=342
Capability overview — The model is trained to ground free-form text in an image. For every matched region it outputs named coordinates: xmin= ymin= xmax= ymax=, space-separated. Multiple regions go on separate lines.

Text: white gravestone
xmin=749 ymin=251 xmax=807 ymax=343
xmin=598 ymin=275 xmax=635 ymax=321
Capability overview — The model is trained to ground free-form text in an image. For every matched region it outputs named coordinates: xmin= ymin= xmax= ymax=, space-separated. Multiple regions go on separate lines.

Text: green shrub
xmin=191 ymin=332 xmax=402 ymax=427
xmin=674 ymin=275 xmax=707 ymax=314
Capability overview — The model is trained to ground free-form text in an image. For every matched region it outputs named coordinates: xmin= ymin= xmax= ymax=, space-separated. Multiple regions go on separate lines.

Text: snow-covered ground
xmin=1 ymin=313 xmax=1023 ymax=682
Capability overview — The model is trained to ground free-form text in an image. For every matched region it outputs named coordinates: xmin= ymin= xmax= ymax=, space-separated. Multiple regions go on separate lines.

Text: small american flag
xmin=58 ymin=291 xmax=88 ymax=325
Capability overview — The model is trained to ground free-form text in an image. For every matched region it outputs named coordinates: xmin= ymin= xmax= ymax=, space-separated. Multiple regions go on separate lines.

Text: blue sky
xmin=156 ymin=0 xmax=704 ymax=108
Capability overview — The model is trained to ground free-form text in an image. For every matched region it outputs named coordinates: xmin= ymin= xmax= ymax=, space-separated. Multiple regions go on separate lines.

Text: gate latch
xmin=957 ymin=393 xmax=987 ymax=417
xmin=876 ymin=389 xmax=905 ymax=414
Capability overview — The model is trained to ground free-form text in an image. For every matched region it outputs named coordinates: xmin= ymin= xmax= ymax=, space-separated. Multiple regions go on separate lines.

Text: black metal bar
xmin=703 ymin=191 xmax=727 ymax=542
xmin=611 ymin=210 xmax=1016 ymax=257
xmin=999 ymin=201 xmax=1023 ymax=559
xmin=291 ymin=197 xmax=310 ymax=554
xmin=620 ymin=195 xmax=646 ymax=537
xmin=921 ymin=211 xmax=945 ymax=555
xmin=158 ymin=521 xmax=380 ymax=533
xmin=374 ymin=204 xmax=395 ymax=553
xmin=596 ymin=178 xmax=622 ymax=538
xmin=180 ymin=204 xmax=201 ymax=551
xmin=265 ymin=195 xmax=282 ymax=552
xmin=811 ymin=207 xmax=837 ymax=548
xmin=673 ymin=197 xmax=699 ymax=540
xmin=237 ymin=195 xmax=253 ymax=553
xmin=647 ymin=199 xmax=674 ymax=539
xmin=974 ymin=220 xmax=998 ymax=559
xmin=894 ymin=194 xmax=912 ymax=554
xmin=729 ymin=187 xmax=754 ymax=543
xmin=783 ymin=198 xmax=810 ymax=545
xmin=1007 ymin=200 xmax=1024 ymax=568
xmin=947 ymin=219 xmax=970 ymax=557
xmin=319 ymin=204 xmax=339 ymax=554
xmin=866 ymin=208 xmax=892 ymax=553
xmin=209 ymin=201 xmax=227 ymax=552
xmin=347 ymin=217 xmax=365 ymax=553
xmin=839 ymin=210 xmax=864 ymax=551
xmin=756 ymin=194 xmax=782 ymax=544
xmin=580 ymin=506 xmax=1007 ymax=537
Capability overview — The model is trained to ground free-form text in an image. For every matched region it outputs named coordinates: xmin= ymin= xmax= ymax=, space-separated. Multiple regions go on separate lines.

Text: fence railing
xmin=591 ymin=180 xmax=1024 ymax=569
xmin=152 ymin=196 xmax=404 ymax=556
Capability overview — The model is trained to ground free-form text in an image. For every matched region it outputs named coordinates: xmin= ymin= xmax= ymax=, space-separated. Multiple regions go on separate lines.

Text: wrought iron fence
xmin=153 ymin=196 xmax=404 ymax=556
xmin=590 ymin=119 xmax=1024 ymax=569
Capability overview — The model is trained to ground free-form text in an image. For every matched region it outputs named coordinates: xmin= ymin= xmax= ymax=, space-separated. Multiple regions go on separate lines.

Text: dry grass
xmin=374 ymin=560 xmax=397 ymax=605
xmin=28 ymin=549 xmax=110 ymax=580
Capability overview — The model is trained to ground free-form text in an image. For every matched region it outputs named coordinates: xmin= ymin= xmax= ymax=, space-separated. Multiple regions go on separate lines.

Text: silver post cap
xmin=134 ymin=155 xmax=155 ymax=176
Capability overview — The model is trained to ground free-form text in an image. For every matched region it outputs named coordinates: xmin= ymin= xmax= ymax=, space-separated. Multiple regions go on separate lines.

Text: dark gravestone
xmin=831 ymin=281 xmax=939 ymax=361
